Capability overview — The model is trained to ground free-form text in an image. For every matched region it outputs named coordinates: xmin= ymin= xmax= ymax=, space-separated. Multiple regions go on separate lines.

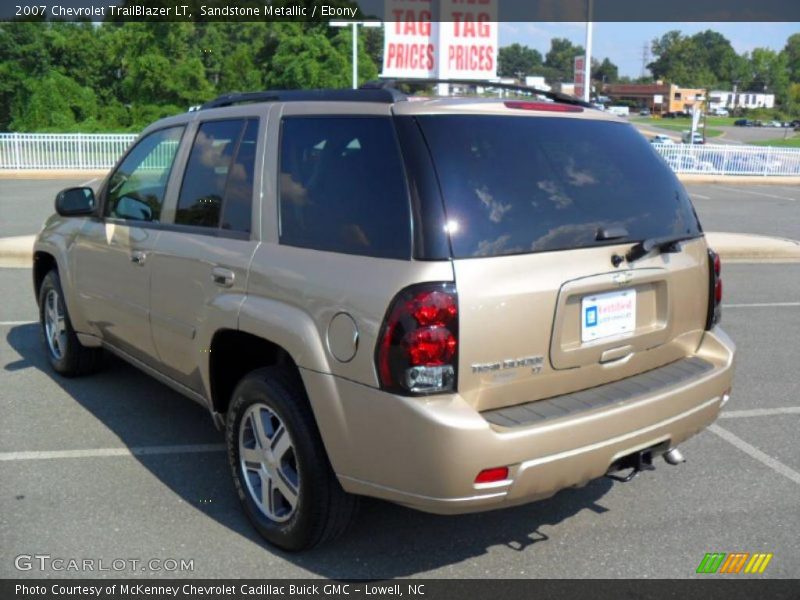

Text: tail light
xmin=706 ymin=248 xmax=722 ymax=329
xmin=504 ymin=101 xmax=583 ymax=113
xmin=376 ymin=282 xmax=458 ymax=395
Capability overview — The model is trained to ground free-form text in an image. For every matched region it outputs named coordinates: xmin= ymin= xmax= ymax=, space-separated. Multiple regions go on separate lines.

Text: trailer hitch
xmin=605 ymin=449 xmax=656 ymax=483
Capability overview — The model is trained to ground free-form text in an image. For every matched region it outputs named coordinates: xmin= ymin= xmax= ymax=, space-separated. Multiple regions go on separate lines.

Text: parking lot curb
xmin=1 ymin=232 xmax=798 ymax=267
xmin=0 ymin=235 xmax=34 ymax=268
xmin=0 ymin=169 xmax=109 ymax=180
xmin=705 ymin=232 xmax=800 ymax=261
xmin=678 ymin=174 xmax=800 ymax=185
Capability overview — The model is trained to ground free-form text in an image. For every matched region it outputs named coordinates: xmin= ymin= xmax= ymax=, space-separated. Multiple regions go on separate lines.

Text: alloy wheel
xmin=238 ymin=403 xmax=300 ymax=523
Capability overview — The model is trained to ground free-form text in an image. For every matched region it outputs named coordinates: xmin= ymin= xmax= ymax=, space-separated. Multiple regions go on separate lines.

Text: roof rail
xmin=199 ymin=87 xmax=407 ymax=110
xmin=361 ymin=78 xmax=594 ymax=108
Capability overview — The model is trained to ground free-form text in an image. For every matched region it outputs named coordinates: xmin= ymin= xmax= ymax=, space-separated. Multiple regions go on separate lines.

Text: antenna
xmin=641 ymin=43 xmax=650 ymax=79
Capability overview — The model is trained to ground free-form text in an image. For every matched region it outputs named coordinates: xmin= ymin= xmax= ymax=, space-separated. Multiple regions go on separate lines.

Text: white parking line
xmin=716 ymin=185 xmax=797 ymax=202
xmin=724 ymin=302 xmax=800 ymax=308
xmin=0 ymin=320 xmax=37 ymax=326
xmin=709 ymin=424 xmax=800 ymax=486
xmin=0 ymin=444 xmax=226 ymax=462
xmin=720 ymin=407 xmax=800 ymax=419
xmin=690 ymin=193 xmax=711 ymax=200
xmin=79 ymin=177 xmax=98 ymax=187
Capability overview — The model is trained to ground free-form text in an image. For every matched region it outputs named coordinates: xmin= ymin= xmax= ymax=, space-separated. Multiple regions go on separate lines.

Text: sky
xmin=499 ymin=22 xmax=800 ymax=78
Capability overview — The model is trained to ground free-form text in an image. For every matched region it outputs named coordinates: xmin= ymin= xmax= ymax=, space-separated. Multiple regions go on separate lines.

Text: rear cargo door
xmin=415 ymin=112 xmax=710 ymax=412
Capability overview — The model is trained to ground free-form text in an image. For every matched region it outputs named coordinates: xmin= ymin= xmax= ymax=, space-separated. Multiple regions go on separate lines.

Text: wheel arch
xmin=206 ymin=327 xmax=352 ymax=479
xmin=208 ymin=329 xmax=302 ymax=420
xmin=33 ymin=251 xmax=58 ymax=303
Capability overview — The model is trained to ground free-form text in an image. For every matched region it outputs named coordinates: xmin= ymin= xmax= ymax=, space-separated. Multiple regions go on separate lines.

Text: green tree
xmin=745 ymin=48 xmax=789 ymax=102
xmin=265 ymin=25 xmax=350 ymax=89
xmin=544 ymin=38 xmax=584 ymax=83
xmin=362 ymin=26 xmax=384 ymax=73
xmin=331 ymin=26 xmax=379 ymax=86
xmin=592 ymin=57 xmax=618 ymax=83
xmin=648 ymin=31 xmax=714 ymax=87
xmin=497 ymin=43 xmax=543 ymax=79
xmin=648 ymin=30 xmax=748 ymax=88
xmin=689 ymin=30 xmax=744 ymax=87
xmin=10 ymin=71 xmax=98 ymax=131
xmin=781 ymin=33 xmax=800 ymax=83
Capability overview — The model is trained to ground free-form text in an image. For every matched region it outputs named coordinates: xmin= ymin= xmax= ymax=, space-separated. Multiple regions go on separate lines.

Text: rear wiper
xmin=596 ymin=226 xmax=629 ymax=241
xmin=625 ymin=235 xmax=689 ymax=264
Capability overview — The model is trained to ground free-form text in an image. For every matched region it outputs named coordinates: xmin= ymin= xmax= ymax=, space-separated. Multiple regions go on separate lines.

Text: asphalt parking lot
xmin=686 ymin=183 xmax=799 ymax=241
xmin=1 ymin=178 xmax=798 ymax=579
xmin=633 ymin=118 xmax=796 ymax=145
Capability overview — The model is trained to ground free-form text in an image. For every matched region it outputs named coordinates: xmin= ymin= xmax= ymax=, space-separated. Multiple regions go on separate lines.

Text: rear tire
xmin=226 ymin=366 xmax=358 ymax=551
xmin=38 ymin=270 xmax=103 ymax=376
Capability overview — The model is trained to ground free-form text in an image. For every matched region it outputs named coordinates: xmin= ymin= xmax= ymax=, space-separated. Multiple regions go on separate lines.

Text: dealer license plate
xmin=581 ymin=289 xmax=637 ymax=343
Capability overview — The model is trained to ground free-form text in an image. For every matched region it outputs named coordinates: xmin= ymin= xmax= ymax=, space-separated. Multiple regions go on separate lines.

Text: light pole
xmin=329 ymin=20 xmax=381 ymax=89
xmin=583 ymin=0 xmax=593 ymax=102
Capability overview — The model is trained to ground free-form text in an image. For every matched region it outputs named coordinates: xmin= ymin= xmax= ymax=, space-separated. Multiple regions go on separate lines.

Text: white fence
xmin=0 ymin=133 xmax=137 ymax=170
xmin=2 ymin=132 xmax=800 ymax=176
xmin=652 ymin=142 xmax=800 ymax=176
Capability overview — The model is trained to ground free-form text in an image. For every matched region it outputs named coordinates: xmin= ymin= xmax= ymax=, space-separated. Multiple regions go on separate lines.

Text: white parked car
xmin=665 ymin=155 xmax=715 ymax=173
xmin=682 ymin=131 xmax=705 ymax=144
xmin=651 ymin=134 xmax=674 ymax=144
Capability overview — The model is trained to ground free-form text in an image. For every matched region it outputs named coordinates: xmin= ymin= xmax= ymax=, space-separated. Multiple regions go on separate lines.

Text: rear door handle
xmin=130 ymin=250 xmax=147 ymax=266
xmin=212 ymin=267 xmax=235 ymax=288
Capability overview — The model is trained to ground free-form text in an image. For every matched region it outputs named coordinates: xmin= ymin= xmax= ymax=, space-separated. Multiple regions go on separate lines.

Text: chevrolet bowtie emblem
xmin=612 ymin=271 xmax=634 ymax=286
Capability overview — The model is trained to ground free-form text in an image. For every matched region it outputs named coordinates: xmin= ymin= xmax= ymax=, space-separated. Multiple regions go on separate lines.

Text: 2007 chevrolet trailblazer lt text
xmin=33 ymin=81 xmax=734 ymax=550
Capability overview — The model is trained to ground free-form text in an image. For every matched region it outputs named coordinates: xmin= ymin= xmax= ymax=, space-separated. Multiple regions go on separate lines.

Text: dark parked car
xmin=734 ymin=119 xmax=753 ymax=127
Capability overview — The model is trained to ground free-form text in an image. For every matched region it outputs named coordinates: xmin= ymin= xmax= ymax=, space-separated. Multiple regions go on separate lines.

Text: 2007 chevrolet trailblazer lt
xmin=33 ymin=81 xmax=735 ymax=550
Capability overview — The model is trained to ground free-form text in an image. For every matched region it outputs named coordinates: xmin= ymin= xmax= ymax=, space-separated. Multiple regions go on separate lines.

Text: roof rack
xmin=361 ymin=78 xmax=594 ymax=108
xmin=199 ymin=79 xmax=592 ymax=111
xmin=199 ymin=87 xmax=407 ymax=110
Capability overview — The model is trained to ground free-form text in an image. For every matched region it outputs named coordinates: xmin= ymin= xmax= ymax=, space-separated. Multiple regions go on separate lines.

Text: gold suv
xmin=33 ymin=84 xmax=734 ymax=550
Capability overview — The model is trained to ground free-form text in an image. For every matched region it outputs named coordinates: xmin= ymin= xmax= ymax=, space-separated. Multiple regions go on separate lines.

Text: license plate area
xmin=581 ymin=289 xmax=637 ymax=343
xmin=551 ymin=269 xmax=673 ymax=370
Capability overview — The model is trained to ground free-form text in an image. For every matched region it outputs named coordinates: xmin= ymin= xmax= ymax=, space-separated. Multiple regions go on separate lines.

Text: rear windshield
xmin=416 ymin=115 xmax=701 ymax=258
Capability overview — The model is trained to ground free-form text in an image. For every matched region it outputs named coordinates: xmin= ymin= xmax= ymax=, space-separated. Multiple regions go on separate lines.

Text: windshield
xmin=416 ymin=115 xmax=701 ymax=258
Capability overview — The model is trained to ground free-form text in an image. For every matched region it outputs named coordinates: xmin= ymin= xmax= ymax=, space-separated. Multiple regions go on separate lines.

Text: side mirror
xmin=55 ymin=187 xmax=96 ymax=217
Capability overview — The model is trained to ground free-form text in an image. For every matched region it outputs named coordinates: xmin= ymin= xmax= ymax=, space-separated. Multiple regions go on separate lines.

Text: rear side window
xmin=221 ymin=120 xmax=258 ymax=233
xmin=416 ymin=115 xmax=701 ymax=258
xmin=176 ymin=118 xmax=257 ymax=233
xmin=278 ymin=117 xmax=411 ymax=259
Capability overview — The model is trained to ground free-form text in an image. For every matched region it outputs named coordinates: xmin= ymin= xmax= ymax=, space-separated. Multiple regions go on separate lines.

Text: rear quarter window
xmin=278 ymin=116 xmax=411 ymax=259
xmin=416 ymin=115 xmax=701 ymax=258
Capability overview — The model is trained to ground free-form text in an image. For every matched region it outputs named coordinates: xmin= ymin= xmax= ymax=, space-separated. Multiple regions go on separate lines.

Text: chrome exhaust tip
xmin=663 ymin=447 xmax=685 ymax=465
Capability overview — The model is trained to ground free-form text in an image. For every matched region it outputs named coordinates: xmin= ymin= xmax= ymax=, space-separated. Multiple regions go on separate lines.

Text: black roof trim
xmin=199 ymin=88 xmax=407 ymax=110
xmin=361 ymin=78 xmax=594 ymax=108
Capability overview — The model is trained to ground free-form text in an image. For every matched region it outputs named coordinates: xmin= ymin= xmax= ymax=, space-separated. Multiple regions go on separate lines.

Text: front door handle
xmin=212 ymin=267 xmax=235 ymax=288
xmin=130 ymin=250 xmax=147 ymax=266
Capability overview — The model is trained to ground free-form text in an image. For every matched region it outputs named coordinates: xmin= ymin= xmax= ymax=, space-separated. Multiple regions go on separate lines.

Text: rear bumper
xmin=302 ymin=327 xmax=735 ymax=514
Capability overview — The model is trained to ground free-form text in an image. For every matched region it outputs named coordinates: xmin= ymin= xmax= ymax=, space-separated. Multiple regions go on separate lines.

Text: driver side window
xmin=105 ymin=126 xmax=184 ymax=222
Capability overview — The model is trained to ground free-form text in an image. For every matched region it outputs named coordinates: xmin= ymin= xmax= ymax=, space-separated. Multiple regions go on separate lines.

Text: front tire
xmin=226 ymin=366 xmax=358 ymax=551
xmin=38 ymin=270 xmax=103 ymax=376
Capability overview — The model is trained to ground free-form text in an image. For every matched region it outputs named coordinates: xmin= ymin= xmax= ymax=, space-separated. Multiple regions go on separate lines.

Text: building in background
xmin=559 ymin=82 xmax=576 ymax=96
xmin=708 ymin=90 xmax=775 ymax=111
xmin=525 ymin=76 xmax=550 ymax=91
xmin=603 ymin=82 xmax=706 ymax=114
